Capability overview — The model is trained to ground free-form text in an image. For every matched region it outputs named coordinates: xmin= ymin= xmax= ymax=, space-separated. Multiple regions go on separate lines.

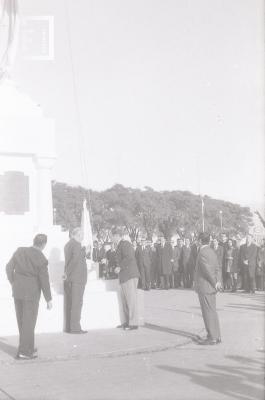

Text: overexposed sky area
xmin=13 ymin=0 xmax=264 ymax=208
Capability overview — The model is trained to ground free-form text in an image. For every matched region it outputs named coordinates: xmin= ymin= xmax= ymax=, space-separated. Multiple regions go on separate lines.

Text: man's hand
xmin=243 ymin=260 xmax=249 ymax=265
xmin=62 ymin=274 xmax=67 ymax=281
xmin=215 ymin=282 xmax=222 ymax=292
xmin=114 ymin=267 xmax=121 ymax=274
xmin=47 ymin=301 xmax=53 ymax=310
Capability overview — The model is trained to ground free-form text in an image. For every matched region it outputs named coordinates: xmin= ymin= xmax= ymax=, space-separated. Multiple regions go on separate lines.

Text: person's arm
xmin=6 ymin=254 xmax=15 ymax=284
xmin=38 ymin=260 xmax=52 ymax=303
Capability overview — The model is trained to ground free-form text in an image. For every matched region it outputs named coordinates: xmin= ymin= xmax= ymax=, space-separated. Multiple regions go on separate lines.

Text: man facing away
xmin=195 ymin=232 xmax=222 ymax=345
xmin=6 ymin=234 xmax=52 ymax=360
xmin=113 ymin=230 xmax=140 ymax=330
xmin=63 ymin=227 xmax=88 ymax=334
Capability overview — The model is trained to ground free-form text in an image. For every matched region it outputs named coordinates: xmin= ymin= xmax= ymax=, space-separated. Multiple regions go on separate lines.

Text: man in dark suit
xmin=114 ymin=230 xmax=140 ymax=330
xmin=169 ymin=239 xmax=181 ymax=288
xmin=135 ymin=238 xmax=152 ymax=290
xmin=239 ymin=234 xmax=258 ymax=293
xmin=182 ymin=238 xmax=193 ymax=288
xmin=63 ymin=227 xmax=88 ymax=334
xmin=6 ymin=234 xmax=52 ymax=360
xmin=157 ymin=237 xmax=173 ymax=289
xmin=195 ymin=232 xmax=222 ymax=345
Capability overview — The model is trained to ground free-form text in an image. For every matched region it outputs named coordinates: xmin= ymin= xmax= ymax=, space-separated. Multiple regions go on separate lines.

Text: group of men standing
xmin=135 ymin=237 xmax=197 ymax=291
xmin=5 ymin=227 xmax=265 ymax=359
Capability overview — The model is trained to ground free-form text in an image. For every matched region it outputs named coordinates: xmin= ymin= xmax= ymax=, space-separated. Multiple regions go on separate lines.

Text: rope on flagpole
xmin=64 ymin=0 xmax=94 ymax=228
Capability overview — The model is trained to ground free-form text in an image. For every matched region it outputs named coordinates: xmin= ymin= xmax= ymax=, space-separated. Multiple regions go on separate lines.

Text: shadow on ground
xmin=144 ymin=323 xmax=202 ymax=343
xmin=157 ymin=354 xmax=264 ymax=400
xmin=0 ymin=339 xmax=17 ymax=357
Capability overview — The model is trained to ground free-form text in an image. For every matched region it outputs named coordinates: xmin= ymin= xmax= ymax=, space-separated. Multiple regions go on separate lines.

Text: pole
xmin=201 ymin=195 xmax=205 ymax=232
xmin=219 ymin=210 xmax=223 ymax=231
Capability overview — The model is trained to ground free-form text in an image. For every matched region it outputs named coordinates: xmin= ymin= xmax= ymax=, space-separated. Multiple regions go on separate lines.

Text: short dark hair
xmin=33 ymin=234 xmax=47 ymax=247
xmin=198 ymin=232 xmax=210 ymax=245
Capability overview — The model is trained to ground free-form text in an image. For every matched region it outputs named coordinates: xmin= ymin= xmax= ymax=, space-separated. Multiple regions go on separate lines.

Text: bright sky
xmin=14 ymin=0 xmax=264 ymax=208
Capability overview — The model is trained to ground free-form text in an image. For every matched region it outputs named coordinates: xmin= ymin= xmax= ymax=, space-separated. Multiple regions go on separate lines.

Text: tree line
xmin=52 ymin=182 xmax=253 ymax=241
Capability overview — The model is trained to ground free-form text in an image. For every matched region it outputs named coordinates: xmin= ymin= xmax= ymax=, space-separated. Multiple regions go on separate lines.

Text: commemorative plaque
xmin=0 ymin=171 xmax=29 ymax=214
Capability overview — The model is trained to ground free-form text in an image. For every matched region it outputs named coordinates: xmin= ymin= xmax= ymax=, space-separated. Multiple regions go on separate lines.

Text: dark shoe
xmin=116 ymin=323 xmax=128 ymax=329
xmin=70 ymin=330 xmax=88 ymax=334
xmin=124 ymin=325 xmax=138 ymax=331
xmin=198 ymin=338 xmax=219 ymax=345
xmin=16 ymin=353 xmax=38 ymax=360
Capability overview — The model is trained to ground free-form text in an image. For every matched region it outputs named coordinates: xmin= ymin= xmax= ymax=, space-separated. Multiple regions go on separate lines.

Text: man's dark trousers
xmin=14 ymin=298 xmax=39 ymax=356
xmin=64 ymin=282 xmax=86 ymax=332
xmin=242 ymin=266 xmax=256 ymax=292
xmin=198 ymin=293 xmax=220 ymax=340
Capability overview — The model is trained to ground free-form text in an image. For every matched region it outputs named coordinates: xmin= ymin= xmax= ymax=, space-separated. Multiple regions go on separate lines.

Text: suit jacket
xmin=156 ymin=243 xmax=173 ymax=275
xmin=64 ymin=238 xmax=87 ymax=284
xmin=190 ymin=243 xmax=199 ymax=272
xmin=135 ymin=246 xmax=151 ymax=270
xmin=211 ymin=245 xmax=224 ymax=271
xmin=182 ymin=246 xmax=192 ymax=271
xmin=6 ymin=247 xmax=52 ymax=302
xmin=239 ymin=243 xmax=258 ymax=274
xmin=116 ymin=240 xmax=140 ymax=284
xmin=194 ymin=245 xmax=221 ymax=294
xmin=171 ymin=246 xmax=181 ymax=272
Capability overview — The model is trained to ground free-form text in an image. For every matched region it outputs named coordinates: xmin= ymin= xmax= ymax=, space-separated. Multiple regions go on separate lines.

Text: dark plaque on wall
xmin=0 ymin=171 xmax=30 ymax=215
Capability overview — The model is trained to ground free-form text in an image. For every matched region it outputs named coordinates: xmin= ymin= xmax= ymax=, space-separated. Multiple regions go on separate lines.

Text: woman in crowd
xmin=224 ymin=238 xmax=238 ymax=292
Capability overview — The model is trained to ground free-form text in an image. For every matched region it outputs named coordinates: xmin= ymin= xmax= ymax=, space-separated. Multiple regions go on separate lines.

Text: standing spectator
xmin=219 ymin=232 xmax=228 ymax=286
xmin=175 ymin=238 xmax=184 ymax=287
xmin=256 ymin=238 xmax=265 ymax=291
xmin=106 ymin=243 xmax=118 ymax=279
xmin=190 ymin=239 xmax=199 ymax=283
xmin=224 ymin=239 xmax=239 ymax=292
xmin=194 ymin=232 xmax=222 ymax=345
xmin=211 ymin=238 xmax=224 ymax=288
xmin=92 ymin=240 xmax=100 ymax=262
xmin=135 ymin=238 xmax=152 ymax=290
xmin=63 ymin=227 xmax=88 ymax=334
xmin=6 ymin=234 xmax=52 ymax=360
xmin=169 ymin=238 xmax=181 ymax=288
xmin=182 ymin=238 xmax=193 ymax=288
xmin=239 ymin=234 xmax=258 ymax=294
xmin=150 ymin=240 xmax=159 ymax=289
xmin=157 ymin=237 xmax=173 ymax=290
xmin=114 ymin=230 xmax=140 ymax=330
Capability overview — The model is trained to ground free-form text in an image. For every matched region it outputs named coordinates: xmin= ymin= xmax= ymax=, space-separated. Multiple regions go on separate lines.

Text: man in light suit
xmin=6 ymin=234 xmax=52 ymax=360
xmin=195 ymin=232 xmax=222 ymax=345
xmin=114 ymin=230 xmax=140 ymax=330
xmin=63 ymin=227 xmax=88 ymax=334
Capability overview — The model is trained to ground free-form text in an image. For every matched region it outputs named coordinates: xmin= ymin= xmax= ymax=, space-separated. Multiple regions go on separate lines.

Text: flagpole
xmin=197 ymin=157 xmax=205 ymax=232
xmin=201 ymin=195 xmax=205 ymax=232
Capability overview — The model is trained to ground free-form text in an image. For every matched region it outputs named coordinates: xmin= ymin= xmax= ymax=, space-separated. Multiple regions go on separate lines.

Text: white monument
xmin=0 ymin=1 xmax=143 ymax=336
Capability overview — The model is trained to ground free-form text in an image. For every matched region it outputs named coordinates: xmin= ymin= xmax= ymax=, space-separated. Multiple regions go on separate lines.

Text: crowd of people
xmin=5 ymin=229 xmax=265 ymax=360
xmin=92 ymin=232 xmax=265 ymax=294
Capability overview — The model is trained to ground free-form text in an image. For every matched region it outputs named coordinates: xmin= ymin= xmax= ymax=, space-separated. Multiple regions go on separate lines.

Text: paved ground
xmin=0 ymin=289 xmax=264 ymax=400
